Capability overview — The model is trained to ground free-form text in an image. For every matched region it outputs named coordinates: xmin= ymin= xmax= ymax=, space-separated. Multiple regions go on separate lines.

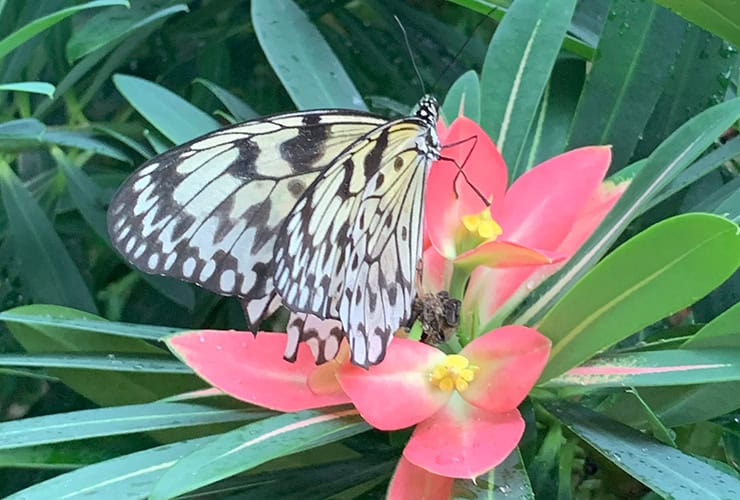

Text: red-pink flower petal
xmin=404 ymin=396 xmax=524 ymax=478
xmin=167 ymin=330 xmax=349 ymax=412
xmin=337 ymin=338 xmax=448 ymax=430
xmin=462 ymin=176 xmax=627 ymax=325
xmin=422 ymin=245 xmax=451 ymax=293
xmin=460 ymin=326 xmax=550 ymax=413
xmin=426 ymin=117 xmax=508 ymax=259
xmin=388 ymin=456 xmax=454 ymax=500
xmin=453 ymin=240 xmax=563 ymax=271
xmin=497 ymin=146 xmax=611 ymax=249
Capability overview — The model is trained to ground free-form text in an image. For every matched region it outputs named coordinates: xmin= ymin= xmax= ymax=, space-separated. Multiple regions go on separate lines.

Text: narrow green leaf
xmin=544 ymin=348 xmax=740 ymax=388
xmin=567 ymin=1 xmax=687 ymax=170
xmin=2 ymin=304 xmax=202 ymax=406
xmin=441 ymin=69 xmax=480 ymax=123
xmin=654 ymin=0 xmax=740 ymax=45
xmin=514 ymin=98 xmax=740 ymax=327
xmin=0 ymin=81 xmax=54 ymax=97
xmin=452 ymin=449 xmax=535 ymax=498
xmin=480 ymin=0 xmax=577 ymax=179
xmin=633 ymin=27 xmax=734 ymax=161
xmin=0 ymin=352 xmax=190 ymax=373
xmin=66 ymin=2 xmax=188 ymax=62
xmin=685 ymin=302 xmax=740 ymax=349
xmin=538 ymin=214 xmax=740 ymax=381
xmin=640 ymin=136 xmax=740 ymax=215
xmin=151 ymin=407 xmax=369 ymax=499
xmin=0 ymin=161 xmax=97 ymax=313
xmin=522 ymin=57 xmax=586 ymax=171
xmin=6 ymin=436 xmax=215 ymax=499
xmin=0 ymin=118 xmax=129 ymax=160
xmin=0 ymin=402 xmax=270 ymax=450
xmin=549 ymin=402 xmax=740 ymax=499
xmin=0 ymin=304 xmax=180 ymax=341
xmin=625 ymin=388 xmax=676 ymax=446
xmin=0 ymin=437 xmax=150 ymax=469
xmin=251 ymin=0 xmax=365 ymax=110
xmin=113 ymin=73 xmax=219 ymax=144
xmin=0 ymin=0 xmax=128 ymax=60
xmin=193 ymin=78 xmax=257 ymax=121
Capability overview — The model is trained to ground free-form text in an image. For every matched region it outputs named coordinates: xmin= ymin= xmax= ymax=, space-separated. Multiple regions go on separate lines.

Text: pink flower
xmin=423 ymin=117 xmax=625 ymax=331
xmin=337 ymin=325 xmax=550 ymax=478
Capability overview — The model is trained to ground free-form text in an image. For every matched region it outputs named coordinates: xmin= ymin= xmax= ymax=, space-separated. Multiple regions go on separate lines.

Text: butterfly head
xmin=415 ymin=95 xmax=439 ymax=128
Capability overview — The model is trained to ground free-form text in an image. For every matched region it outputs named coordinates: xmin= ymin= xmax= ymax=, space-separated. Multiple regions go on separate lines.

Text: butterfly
xmin=107 ymin=95 xmax=442 ymax=367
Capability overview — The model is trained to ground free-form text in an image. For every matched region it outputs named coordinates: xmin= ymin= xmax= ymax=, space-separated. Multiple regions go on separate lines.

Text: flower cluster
xmin=167 ymin=117 xmax=624 ymax=498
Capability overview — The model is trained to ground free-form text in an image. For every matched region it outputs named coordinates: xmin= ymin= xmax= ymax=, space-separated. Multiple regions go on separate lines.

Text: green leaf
xmin=0 ymin=352 xmax=190 ymax=373
xmin=193 ymin=78 xmax=257 ymax=121
xmin=685 ymin=301 xmax=740 ymax=349
xmin=480 ymin=0 xmax=578 ymax=179
xmin=0 ymin=304 xmax=179 ymax=341
xmin=0 ymin=119 xmax=129 ymax=161
xmin=113 ymin=73 xmax=220 ymax=144
xmin=639 ymin=136 xmax=740 ymax=216
xmin=251 ymin=0 xmax=365 ymax=110
xmin=441 ymin=69 xmax=480 ymax=123
xmin=549 ymin=402 xmax=740 ymax=499
xmin=150 ymin=407 xmax=370 ymax=499
xmin=2 ymin=304 xmax=202 ymax=406
xmin=0 ymin=81 xmax=54 ymax=97
xmin=654 ymin=0 xmax=740 ymax=46
xmin=0 ymin=0 xmax=129 ymax=60
xmin=0 ymin=437 xmax=152 ymax=469
xmin=633 ymin=28 xmax=735 ymax=161
xmin=521 ymin=57 xmax=586 ymax=171
xmin=0 ymin=402 xmax=271 ymax=450
xmin=544 ymin=348 xmax=740 ymax=388
xmin=538 ymin=214 xmax=740 ymax=381
xmin=514 ymin=97 xmax=740 ymax=327
xmin=0 ymin=161 xmax=97 ymax=313
xmin=567 ymin=1 xmax=687 ymax=170
xmin=452 ymin=449 xmax=535 ymax=498
xmin=66 ymin=2 xmax=188 ymax=62
xmin=6 ymin=436 xmax=216 ymax=499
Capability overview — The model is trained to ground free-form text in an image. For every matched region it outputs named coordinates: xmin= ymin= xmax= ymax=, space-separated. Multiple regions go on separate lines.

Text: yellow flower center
xmin=429 ymin=354 xmax=479 ymax=392
xmin=461 ymin=207 xmax=502 ymax=241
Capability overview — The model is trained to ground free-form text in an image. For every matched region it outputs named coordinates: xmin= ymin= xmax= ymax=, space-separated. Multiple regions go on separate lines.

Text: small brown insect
xmin=408 ymin=290 xmax=461 ymax=345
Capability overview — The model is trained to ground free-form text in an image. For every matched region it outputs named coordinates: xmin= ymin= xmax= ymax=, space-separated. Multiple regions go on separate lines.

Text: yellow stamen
xmin=461 ymin=208 xmax=502 ymax=241
xmin=429 ymin=354 xmax=479 ymax=392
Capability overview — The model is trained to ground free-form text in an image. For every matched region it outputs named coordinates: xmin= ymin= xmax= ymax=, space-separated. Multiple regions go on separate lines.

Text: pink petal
xmin=422 ymin=245 xmax=451 ymax=293
xmin=462 ymin=177 xmax=627 ymax=324
xmin=460 ymin=326 xmax=550 ymax=413
xmin=337 ymin=338 xmax=449 ymax=430
xmin=404 ymin=397 xmax=524 ymax=478
xmin=453 ymin=240 xmax=563 ymax=271
xmin=167 ymin=330 xmax=349 ymax=412
xmin=426 ymin=117 xmax=508 ymax=259
xmin=388 ymin=456 xmax=454 ymax=500
xmin=497 ymin=146 xmax=611 ymax=249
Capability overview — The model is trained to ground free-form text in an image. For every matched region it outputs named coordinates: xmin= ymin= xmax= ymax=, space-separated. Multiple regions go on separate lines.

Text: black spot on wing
xmin=364 ymin=128 xmax=389 ymax=179
xmin=279 ymin=117 xmax=329 ymax=171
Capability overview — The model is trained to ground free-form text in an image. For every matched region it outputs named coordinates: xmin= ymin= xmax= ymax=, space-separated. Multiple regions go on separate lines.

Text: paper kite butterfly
xmin=107 ymin=95 xmax=442 ymax=368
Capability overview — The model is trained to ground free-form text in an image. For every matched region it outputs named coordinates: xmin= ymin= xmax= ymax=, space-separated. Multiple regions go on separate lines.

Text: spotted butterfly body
xmin=107 ymin=95 xmax=441 ymax=367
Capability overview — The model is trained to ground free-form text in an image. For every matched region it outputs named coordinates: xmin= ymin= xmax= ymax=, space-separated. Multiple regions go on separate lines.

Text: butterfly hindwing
xmin=274 ymin=112 xmax=438 ymax=366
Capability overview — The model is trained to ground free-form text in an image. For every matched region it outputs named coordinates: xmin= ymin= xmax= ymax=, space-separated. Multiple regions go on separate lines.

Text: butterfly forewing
xmin=108 ymin=96 xmax=441 ymax=367
xmin=108 ymin=110 xmax=386 ymax=323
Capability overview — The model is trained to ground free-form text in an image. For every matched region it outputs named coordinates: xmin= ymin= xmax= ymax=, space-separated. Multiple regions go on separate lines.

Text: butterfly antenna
xmin=439 ymin=135 xmax=491 ymax=207
xmin=394 ymin=15 xmax=426 ymax=95
xmin=431 ymin=6 xmax=498 ymax=94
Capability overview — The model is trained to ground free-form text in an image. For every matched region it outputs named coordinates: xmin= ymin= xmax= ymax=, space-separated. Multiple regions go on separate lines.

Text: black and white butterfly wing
xmin=107 ymin=110 xmax=387 ymax=325
xmin=274 ymin=101 xmax=440 ymax=367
